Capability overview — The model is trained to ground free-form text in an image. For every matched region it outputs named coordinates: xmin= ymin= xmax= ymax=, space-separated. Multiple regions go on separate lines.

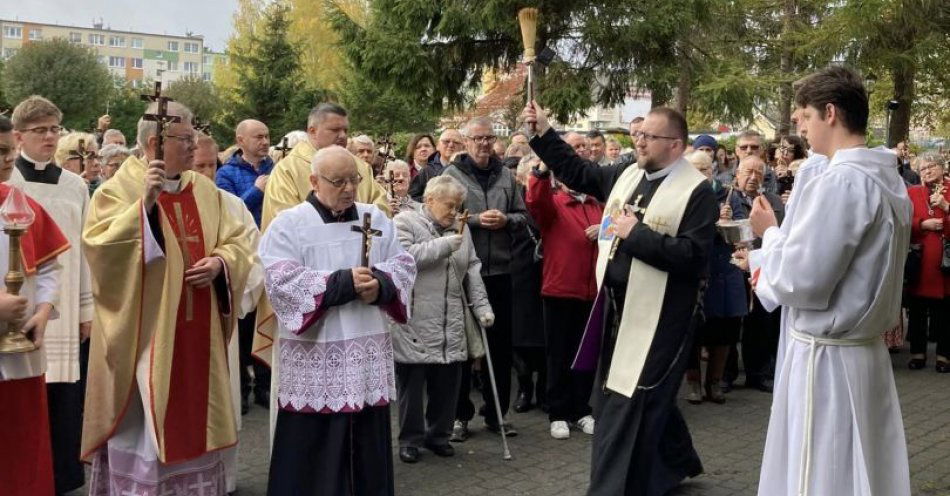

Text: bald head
xmin=311 ymin=145 xmax=356 ymax=175
xmin=235 ymin=119 xmax=270 ymax=166
xmin=564 ymin=132 xmax=590 ymax=160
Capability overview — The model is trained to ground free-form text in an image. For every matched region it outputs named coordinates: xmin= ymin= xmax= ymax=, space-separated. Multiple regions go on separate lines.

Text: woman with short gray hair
xmin=98 ymin=143 xmax=131 ymax=180
xmin=391 ymin=174 xmax=494 ymax=463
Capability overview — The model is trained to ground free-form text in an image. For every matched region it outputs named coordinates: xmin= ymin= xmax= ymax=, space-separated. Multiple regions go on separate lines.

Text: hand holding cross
xmin=141 ymin=81 xmax=181 ymax=160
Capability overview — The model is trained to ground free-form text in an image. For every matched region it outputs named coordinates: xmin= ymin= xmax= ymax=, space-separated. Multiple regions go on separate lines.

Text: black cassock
xmin=530 ymin=129 xmax=717 ymax=496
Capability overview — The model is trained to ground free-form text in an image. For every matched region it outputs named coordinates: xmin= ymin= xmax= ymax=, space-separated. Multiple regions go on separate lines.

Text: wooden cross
xmin=382 ymin=170 xmax=397 ymax=198
xmin=274 ymin=137 xmax=291 ymax=160
xmin=172 ymin=203 xmax=200 ymax=322
xmin=68 ymin=138 xmax=89 ymax=173
xmin=457 ymin=209 xmax=470 ymax=236
xmin=350 ymin=212 xmax=382 ymax=267
xmin=140 ymin=81 xmax=181 ymax=160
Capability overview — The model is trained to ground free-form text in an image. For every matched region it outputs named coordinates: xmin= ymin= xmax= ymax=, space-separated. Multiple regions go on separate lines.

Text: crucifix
xmin=172 ymin=203 xmax=200 ymax=322
xmin=382 ymin=170 xmax=397 ymax=198
xmin=457 ymin=209 xmax=470 ymax=236
xmin=68 ymin=138 xmax=89 ymax=173
xmin=274 ymin=136 xmax=291 ymax=160
xmin=351 ymin=212 xmax=382 ymax=267
xmin=193 ymin=116 xmax=212 ymax=135
xmin=141 ymin=81 xmax=181 ymax=161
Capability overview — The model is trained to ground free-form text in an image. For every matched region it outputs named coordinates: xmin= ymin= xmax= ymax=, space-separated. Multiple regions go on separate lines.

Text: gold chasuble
xmin=595 ymin=159 xmax=705 ymax=397
xmin=80 ymin=155 xmax=254 ymax=464
xmin=252 ymin=140 xmax=389 ymax=366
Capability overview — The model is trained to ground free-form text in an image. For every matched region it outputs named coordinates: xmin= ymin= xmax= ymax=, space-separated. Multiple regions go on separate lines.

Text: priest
xmin=523 ymin=103 xmax=715 ymax=495
xmin=9 ymin=95 xmax=91 ymax=494
xmin=81 ymin=100 xmax=255 ymax=494
xmin=255 ymin=103 xmax=390 ymax=433
xmin=747 ymin=66 xmax=912 ymax=496
xmin=0 ymin=114 xmax=70 ymax=495
xmin=260 ymin=145 xmax=415 ymax=494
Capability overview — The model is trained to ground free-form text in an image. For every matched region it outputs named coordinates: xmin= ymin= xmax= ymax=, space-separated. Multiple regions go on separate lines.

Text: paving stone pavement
xmin=79 ymin=346 xmax=950 ymax=495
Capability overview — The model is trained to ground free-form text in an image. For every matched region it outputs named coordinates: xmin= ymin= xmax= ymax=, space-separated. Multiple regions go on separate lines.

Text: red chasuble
xmin=0 ymin=183 xmax=69 ymax=495
xmin=156 ymin=184 xmax=214 ymax=463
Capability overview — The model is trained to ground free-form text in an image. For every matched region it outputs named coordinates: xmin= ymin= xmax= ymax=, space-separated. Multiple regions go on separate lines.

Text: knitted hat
xmin=693 ymin=134 xmax=718 ymax=150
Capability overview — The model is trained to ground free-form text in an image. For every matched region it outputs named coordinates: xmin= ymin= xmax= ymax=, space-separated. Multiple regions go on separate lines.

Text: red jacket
xmin=526 ymin=172 xmax=603 ymax=301
xmin=908 ymin=181 xmax=950 ymax=298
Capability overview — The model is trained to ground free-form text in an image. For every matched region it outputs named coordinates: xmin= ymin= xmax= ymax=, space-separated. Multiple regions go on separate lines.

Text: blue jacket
xmin=704 ymin=182 xmax=747 ymax=318
xmin=215 ymin=150 xmax=274 ymax=226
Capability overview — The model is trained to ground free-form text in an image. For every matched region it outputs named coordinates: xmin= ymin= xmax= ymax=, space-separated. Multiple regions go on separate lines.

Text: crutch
xmin=448 ymin=235 xmax=513 ymax=461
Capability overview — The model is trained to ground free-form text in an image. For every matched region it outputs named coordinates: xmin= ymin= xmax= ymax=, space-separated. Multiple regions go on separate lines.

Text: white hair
xmin=99 ymin=143 xmax=131 ymax=163
xmin=463 ymin=116 xmax=494 ymax=137
xmin=686 ymin=150 xmax=713 ymax=169
xmin=383 ymin=159 xmax=410 ymax=175
xmin=103 ymin=128 xmax=125 ymax=142
xmin=352 ymin=134 xmax=374 ymax=147
xmin=283 ymin=130 xmax=308 ymax=148
xmin=423 ymin=174 xmax=467 ymax=202
xmin=517 ymin=153 xmax=540 ymax=178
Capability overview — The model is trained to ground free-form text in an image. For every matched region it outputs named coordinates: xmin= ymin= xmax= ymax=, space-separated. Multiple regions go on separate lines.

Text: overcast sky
xmin=4 ymin=0 xmax=239 ymax=50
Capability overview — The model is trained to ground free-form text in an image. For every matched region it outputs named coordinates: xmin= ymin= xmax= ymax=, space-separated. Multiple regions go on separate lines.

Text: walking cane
xmin=447 ymin=232 xmax=513 ymax=461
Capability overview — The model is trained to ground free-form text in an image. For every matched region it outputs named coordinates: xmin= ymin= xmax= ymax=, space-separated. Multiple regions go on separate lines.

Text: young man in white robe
xmin=260 ymin=145 xmax=415 ymax=495
xmin=746 ymin=65 xmax=912 ymax=496
xmin=10 ymin=95 xmax=92 ymax=494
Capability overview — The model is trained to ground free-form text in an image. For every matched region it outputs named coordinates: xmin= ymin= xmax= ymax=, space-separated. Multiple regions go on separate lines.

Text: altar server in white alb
xmin=747 ymin=65 xmax=912 ymax=496
xmin=260 ymin=145 xmax=416 ymax=495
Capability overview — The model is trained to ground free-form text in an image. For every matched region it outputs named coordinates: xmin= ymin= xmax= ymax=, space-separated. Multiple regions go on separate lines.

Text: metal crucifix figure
xmin=274 ymin=136 xmax=292 ymax=161
xmin=68 ymin=138 xmax=90 ymax=173
xmin=351 ymin=212 xmax=382 ymax=267
xmin=140 ymin=81 xmax=181 ymax=160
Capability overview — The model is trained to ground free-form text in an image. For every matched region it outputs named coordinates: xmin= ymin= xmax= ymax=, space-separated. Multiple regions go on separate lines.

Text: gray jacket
xmin=391 ymin=208 xmax=493 ymax=364
xmin=441 ymin=154 xmax=527 ymax=276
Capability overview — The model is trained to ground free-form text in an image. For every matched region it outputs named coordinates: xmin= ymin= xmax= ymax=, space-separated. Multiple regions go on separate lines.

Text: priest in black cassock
xmin=523 ymin=103 xmax=716 ymax=495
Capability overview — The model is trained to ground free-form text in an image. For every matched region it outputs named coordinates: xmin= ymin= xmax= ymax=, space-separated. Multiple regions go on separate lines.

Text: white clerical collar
xmin=21 ymin=151 xmax=52 ymax=171
xmin=644 ymin=160 xmax=679 ymax=181
xmin=163 ymin=177 xmax=182 ymax=193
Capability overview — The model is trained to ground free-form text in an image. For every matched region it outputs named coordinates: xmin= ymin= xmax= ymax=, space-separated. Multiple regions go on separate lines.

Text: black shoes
xmin=908 ymin=358 xmax=926 ymax=370
xmin=936 ymin=361 xmax=950 ymax=374
xmin=399 ymin=447 xmax=419 ymax=463
xmin=424 ymin=442 xmax=455 ymax=457
xmin=254 ymin=390 xmax=270 ymax=409
xmin=485 ymin=421 xmax=518 ymax=437
xmin=513 ymin=392 xmax=533 ymax=413
xmin=241 ymin=395 xmax=250 ymax=416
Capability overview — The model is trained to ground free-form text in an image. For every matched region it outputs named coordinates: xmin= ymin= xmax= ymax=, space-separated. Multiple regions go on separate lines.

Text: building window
xmin=69 ymin=32 xmax=82 ymax=43
xmin=131 ymin=37 xmax=143 ymax=48
xmin=109 ymin=36 xmax=125 ymax=47
xmin=166 ymin=61 xmax=178 ymax=71
xmin=89 ymin=34 xmax=105 ymax=45
xmin=3 ymin=26 xmax=22 ymax=39
xmin=202 ymin=55 xmax=210 ymax=64
xmin=131 ymin=79 xmax=142 ymax=88
xmin=184 ymin=42 xmax=199 ymax=53
xmin=203 ymin=73 xmax=211 ymax=81
xmin=131 ymin=58 xmax=143 ymax=69
xmin=167 ymin=41 xmax=179 ymax=51
xmin=183 ymin=61 xmax=198 ymax=73
xmin=28 ymin=29 xmax=42 ymax=41
xmin=108 ymin=56 xmax=126 ymax=68
xmin=2 ymin=48 xmax=18 ymax=59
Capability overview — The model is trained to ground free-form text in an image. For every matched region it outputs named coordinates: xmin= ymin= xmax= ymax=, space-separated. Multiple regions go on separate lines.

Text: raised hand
xmin=144 ymin=160 xmax=166 ymax=210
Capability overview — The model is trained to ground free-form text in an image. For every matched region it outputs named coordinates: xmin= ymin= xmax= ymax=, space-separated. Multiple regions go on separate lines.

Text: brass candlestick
xmin=0 ymin=186 xmax=36 ymax=354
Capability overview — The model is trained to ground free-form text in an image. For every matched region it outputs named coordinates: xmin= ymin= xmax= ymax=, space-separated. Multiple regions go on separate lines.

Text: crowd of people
xmin=0 ymin=63 xmax=944 ymax=496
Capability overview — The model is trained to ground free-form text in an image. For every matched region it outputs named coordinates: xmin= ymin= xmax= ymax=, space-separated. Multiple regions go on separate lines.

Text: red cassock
xmin=0 ymin=183 xmax=70 ymax=496
xmin=908 ymin=180 xmax=950 ymax=299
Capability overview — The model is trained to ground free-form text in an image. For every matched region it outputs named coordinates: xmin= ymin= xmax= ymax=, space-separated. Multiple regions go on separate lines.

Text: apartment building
xmin=0 ymin=18 xmax=215 ymax=86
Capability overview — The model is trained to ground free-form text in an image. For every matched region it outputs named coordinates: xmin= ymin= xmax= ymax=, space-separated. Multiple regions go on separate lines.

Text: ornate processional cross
xmin=351 ymin=212 xmax=382 ymax=267
xmin=382 ymin=170 xmax=397 ymax=198
xmin=173 ymin=203 xmax=200 ymax=322
xmin=141 ymin=81 xmax=181 ymax=161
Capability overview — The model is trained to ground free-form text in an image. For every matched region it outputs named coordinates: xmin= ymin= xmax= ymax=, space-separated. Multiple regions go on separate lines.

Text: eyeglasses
xmin=19 ymin=125 xmax=63 ymax=136
xmin=467 ymin=135 xmax=497 ymax=144
xmin=440 ymin=139 xmax=463 ymax=147
xmin=165 ymin=134 xmax=197 ymax=145
xmin=738 ymin=144 xmax=761 ymax=151
xmin=320 ymin=174 xmax=363 ymax=189
xmin=632 ymin=131 xmax=679 ymax=142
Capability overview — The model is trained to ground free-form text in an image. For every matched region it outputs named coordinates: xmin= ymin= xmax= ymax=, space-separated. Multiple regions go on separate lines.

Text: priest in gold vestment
xmin=81 ymin=101 xmax=254 ymax=495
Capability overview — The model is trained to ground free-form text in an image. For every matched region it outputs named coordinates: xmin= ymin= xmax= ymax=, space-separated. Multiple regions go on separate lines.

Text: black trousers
xmin=239 ymin=310 xmax=270 ymax=397
xmin=543 ymin=297 xmax=595 ymax=423
xmin=267 ymin=406 xmax=394 ymax=496
xmin=737 ymin=296 xmax=780 ymax=384
xmin=395 ymin=362 xmax=463 ymax=448
xmin=454 ymin=360 xmax=476 ymax=422
xmin=479 ymin=274 xmax=514 ymax=426
xmin=47 ymin=382 xmax=84 ymax=494
xmin=513 ymin=346 xmax=546 ymax=404
xmin=908 ymin=296 xmax=949 ymax=357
